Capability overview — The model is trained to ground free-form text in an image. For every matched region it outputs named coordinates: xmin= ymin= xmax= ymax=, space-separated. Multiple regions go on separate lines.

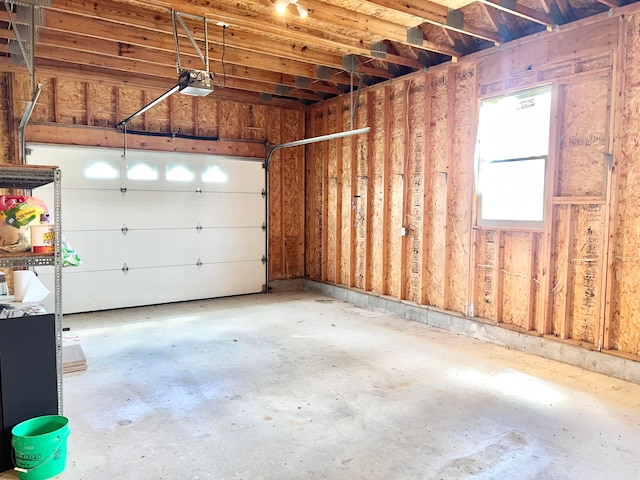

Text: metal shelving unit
xmin=0 ymin=163 xmax=63 ymax=414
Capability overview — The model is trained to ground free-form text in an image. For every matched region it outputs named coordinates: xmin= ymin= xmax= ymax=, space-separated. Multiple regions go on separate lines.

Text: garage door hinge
xmin=195 ymin=187 xmax=202 ymax=196
xmin=121 ymin=224 xmax=128 ymax=236
xmin=262 ymin=222 xmax=267 ymax=232
xmin=262 ymin=188 xmax=266 ymax=198
xmin=196 ymin=258 xmax=203 ymax=269
xmin=196 ymin=223 xmax=202 ymax=233
xmin=120 ymin=184 xmax=127 ymax=196
xmin=122 ymin=263 xmax=129 ymax=275
xmin=262 ymin=255 xmax=267 ymax=265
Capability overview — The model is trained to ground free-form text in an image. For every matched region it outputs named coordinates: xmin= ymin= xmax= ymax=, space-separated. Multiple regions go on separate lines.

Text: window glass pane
xmin=479 ymin=158 xmax=545 ymax=222
xmin=84 ymin=160 xmax=119 ymax=179
xmin=477 ymin=87 xmax=551 ymax=162
xmin=202 ymin=165 xmax=228 ymax=183
xmin=127 ymin=162 xmax=158 ymax=181
xmin=166 ymin=164 xmax=195 ymax=182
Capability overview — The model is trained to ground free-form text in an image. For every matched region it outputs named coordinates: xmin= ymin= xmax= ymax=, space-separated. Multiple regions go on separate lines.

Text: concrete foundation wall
xmin=300 ymin=279 xmax=640 ymax=385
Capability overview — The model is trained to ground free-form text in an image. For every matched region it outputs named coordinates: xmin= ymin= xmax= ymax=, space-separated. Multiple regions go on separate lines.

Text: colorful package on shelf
xmin=62 ymin=237 xmax=82 ymax=267
xmin=0 ymin=196 xmax=49 ymax=252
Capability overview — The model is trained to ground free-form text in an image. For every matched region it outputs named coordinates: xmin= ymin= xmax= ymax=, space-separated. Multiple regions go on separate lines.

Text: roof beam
xmin=476 ymin=0 xmax=556 ymax=28
xmin=364 ymin=0 xmax=501 ymax=43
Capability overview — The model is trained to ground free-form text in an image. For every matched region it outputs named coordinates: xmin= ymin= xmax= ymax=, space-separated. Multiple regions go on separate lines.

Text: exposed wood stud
xmin=85 ymin=82 xmax=91 ymax=127
xmin=365 ymin=90 xmax=375 ymax=292
xmin=601 ymin=17 xmax=625 ymax=351
xmin=52 ymin=77 xmax=59 ymax=124
xmin=335 ymin=99 xmax=344 ymax=286
xmin=540 ymin=82 xmax=562 ymax=335
xmin=321 ymin=105 xmax=329 ymax=283
xmin=496 ymin=231 xmax=505 ymax=323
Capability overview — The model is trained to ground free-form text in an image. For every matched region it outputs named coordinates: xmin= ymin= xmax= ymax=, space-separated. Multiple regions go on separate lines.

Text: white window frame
xmin=475 ymin=85 xmax=552 ymax=229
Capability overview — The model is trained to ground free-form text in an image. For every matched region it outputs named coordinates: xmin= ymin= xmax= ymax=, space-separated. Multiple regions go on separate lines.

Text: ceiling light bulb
xmin=296 ymin=4 xmax=308 ymax=18
xmin=276 ymin=1 xmax=288 ymax=14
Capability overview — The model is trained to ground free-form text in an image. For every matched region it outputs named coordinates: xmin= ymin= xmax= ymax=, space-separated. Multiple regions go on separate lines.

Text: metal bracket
xmin=195 ymin=187 xmax=202 ymax=196
xmin=196 ymin=222 xmax=202 ymax=233
xmin=605 ymin=152 xmax=613 ymax=170
xmin=262 ymin=222 xmax=267 ymax=232
xmin=122 ymin=263 xmax=129 ymax=275
xmin=261 ymin=255 xmax=267 ymax=265
xmin=261 ymin=188 xmax=267 ymax=198
xmin=196 ymin=258 xmax=203 ymax=269
xmin=121 ymin=224 xmax=128 ymax=236
xmin=172 ymin=10 xmax=209 ymax=73
xmin=120 ymin=184 xmax=127 ymax=196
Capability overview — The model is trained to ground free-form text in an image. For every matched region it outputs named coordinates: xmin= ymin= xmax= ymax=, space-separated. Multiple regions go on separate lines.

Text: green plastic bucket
xmin=11 ymin=415 xmax=70 ymax=480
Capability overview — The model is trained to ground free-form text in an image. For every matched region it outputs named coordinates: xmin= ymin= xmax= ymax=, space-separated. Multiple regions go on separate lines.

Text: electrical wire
xmin=222 ymin=25 xmax=227 ymax=87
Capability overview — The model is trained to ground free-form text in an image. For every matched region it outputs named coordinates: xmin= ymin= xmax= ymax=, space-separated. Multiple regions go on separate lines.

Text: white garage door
xmin=27 ymin=144 xmax=266 ymax=314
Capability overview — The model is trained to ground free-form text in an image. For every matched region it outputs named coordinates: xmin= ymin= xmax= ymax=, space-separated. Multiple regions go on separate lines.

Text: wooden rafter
xmin=365 ymin=0 xmax=501 ymax=43
xmin=476 ymin=0 xmax=556 ymax=27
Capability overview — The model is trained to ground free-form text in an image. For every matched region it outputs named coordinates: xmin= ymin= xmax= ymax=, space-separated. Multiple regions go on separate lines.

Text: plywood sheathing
xmin=556 ymin=76 xmax=610 ymax=197
xmin=325 ymin=102 xmax=338 ymax=284
xmin=283 ymin=108 xmax=305 ymax=279
xmin=446 ymin=65 xmax=476 ymax=313
xmin=339 ymin=100 xmax=351 ymax=286
xmin=369 ymin=89 xmax=386 ymax=294
xmin=268 ymin=110 xmax=283 ymax=280
xmin=406 ymin=78 xmax=426 ymax=304
xmin=87 ymin=83 xmax=117 ymax=128
xmin=610 ymin=15 xmax=640 ymax=356
xmin=353 ymin=96 xmax=369 ymax=291
xmin=386 ymin=83 xmax=405 ymax=298
xmin=0 ymin=74 xmax=12 ymax=160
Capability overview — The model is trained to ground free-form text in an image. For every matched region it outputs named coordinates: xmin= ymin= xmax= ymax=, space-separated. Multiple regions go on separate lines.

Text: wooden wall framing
xmin=304 ymin=5 xmax=640 ymax=360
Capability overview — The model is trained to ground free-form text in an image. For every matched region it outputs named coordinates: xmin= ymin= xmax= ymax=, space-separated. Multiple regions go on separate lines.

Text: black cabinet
xmin=0 ymin=314 xmax=58 ymax=472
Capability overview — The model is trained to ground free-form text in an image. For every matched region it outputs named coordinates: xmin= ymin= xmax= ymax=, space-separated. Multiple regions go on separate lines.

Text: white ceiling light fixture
xmin=276 ymin=0 xmax=308 ymax=18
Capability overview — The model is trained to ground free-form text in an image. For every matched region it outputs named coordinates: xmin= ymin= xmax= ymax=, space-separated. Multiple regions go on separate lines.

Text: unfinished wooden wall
xmin=305 ymin=8 xmax=640 ymax=359
xmin=0 ymin=72 xmax=305 ymax=282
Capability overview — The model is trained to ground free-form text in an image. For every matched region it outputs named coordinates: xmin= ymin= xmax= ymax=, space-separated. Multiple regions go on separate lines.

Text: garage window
xmin=166 ymin=164 xmax=195 ymax=182
xmin=127 ymin=162 xmax=158 ymax=181
xmin=475 ymin=86 xmax=552 ymax=229
xmin=84 ymin=160 xmax=119 ymax=180
xmin=202 ymin=165 xmax=228 ymax=183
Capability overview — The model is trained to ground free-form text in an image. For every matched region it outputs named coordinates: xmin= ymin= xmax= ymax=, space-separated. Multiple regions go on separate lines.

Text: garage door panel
xmin=122 ymin=192 xmax=264 ymax=229
xmin=109 ymin=228 xmax=264 ymax=266
xmin=37 ymin=261 xmax=264 ymax=313
xmin=60 ymin=231 xmax=128 ymax=271
xmin=33 ymin=187 xmax=126 ymax=231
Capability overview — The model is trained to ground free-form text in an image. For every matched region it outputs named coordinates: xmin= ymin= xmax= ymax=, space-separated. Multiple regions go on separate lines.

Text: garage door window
xmin=475 ymin=86 xmax=552 ymax=229
xmin=84 ymin=160 xmax=119 ymax=180
xmin=202 ymin=165 xmax=228 ymax=183
xmin=166 ymin=164 xmax=195 ymax=182
xmin=127 ymin=162 xmax=158 ymax=181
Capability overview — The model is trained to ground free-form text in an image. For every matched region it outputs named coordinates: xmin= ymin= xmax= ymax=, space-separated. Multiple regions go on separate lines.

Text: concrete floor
xmin=2 ymin=290 xmax=640 ymax=479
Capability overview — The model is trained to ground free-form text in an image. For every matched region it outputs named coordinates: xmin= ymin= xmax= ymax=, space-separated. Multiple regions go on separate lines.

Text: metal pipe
xmin=263 ymin=126 xmax=370 ymax=291
xmin=18 ymin=82 xmax=41 ymax=162
xmin=117 ymin=84 xmax=179 ymax=128
xmin=266 ymin=127 xmax=370 ymax=157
